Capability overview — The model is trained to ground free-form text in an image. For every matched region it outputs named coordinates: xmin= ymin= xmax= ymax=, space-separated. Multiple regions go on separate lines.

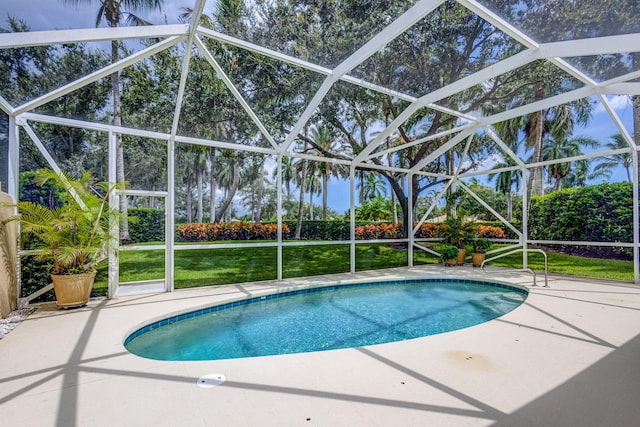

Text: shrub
xmin=177 ymin=222 xmax=289 ymax=242
xmin=471 ymin=237 xmax=491 ymax=253
xmin=528 ymin=183 xmax=632 ymax=259
xmin=354 ymin=223 xmax=402 ymax=240
xmin=440 ymin=244 xmax=460 ymax=261
xmin=128 ymin=208 xmax=165 ymax=242
xmin=414 ymin=223 xmax=445 ymax=238
xmin=476 ymin=225 xmax=505 ymax=239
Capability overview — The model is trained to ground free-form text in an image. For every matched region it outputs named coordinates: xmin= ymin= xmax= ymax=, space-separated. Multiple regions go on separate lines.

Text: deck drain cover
xmin=197 ymin=373 xmax=226 ymax=388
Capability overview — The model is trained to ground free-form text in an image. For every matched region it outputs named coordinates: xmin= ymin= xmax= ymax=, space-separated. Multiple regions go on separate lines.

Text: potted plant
xmin=439 ymin=215 xmax=474 ymax=265
xmin=470 ymin=237 xmax=491 ymax=267
xmin=440 ymin=244 xmax=459 ymax=267
xmin=6 ymin=169 xmax=122 ymax=308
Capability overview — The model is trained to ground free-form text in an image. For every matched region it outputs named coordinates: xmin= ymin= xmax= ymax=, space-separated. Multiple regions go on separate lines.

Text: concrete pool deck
xmin=1 ymin=265 xmax=640 ymax=426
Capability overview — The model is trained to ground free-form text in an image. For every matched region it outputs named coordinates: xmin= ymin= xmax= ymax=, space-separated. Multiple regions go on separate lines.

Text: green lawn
xmin=479 ymin=247 xmax=634 ymax=282
xmin=93 ymin=242 xmax=634 ymax=294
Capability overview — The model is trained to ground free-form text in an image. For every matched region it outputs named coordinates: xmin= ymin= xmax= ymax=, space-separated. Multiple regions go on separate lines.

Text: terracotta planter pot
xmin=471 ymin=253 xmax=486 ymax=268
xmin=51 ymin=272 xmax=96 ymax=308
xmin=444 ymin=259 xmax=457 ymax=266
xmin=456 ymin=248 xmax=467 ymax=265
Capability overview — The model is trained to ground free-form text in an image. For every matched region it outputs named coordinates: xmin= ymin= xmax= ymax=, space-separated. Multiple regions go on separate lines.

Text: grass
xmin=93 ymin=242 xmax=635 ymax=294
xmin=480 ymin=247 xmax=634 ymax=282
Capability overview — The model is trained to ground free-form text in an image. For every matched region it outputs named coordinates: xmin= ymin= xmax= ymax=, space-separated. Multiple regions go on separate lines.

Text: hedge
xmin=177 ymin=220 xmax=508 ymax=242
xmin=128 ymin=207 xmax=165 ymax=243
xmin=177 ymin=222 xmax=287 ymax=241
xmin=528 ymin=182 xmax=633 ymax=259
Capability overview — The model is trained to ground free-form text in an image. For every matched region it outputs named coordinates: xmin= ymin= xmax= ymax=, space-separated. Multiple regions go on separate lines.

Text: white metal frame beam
xmin=13 ymin=36 xmax=185 ymax=115
xmin=0 ymin=24 xmax=188 ymax=48
xmin=282 ymin=0 xmax=446 ymax=152
xmin=194 ymin=36 xmax=279 ymax=150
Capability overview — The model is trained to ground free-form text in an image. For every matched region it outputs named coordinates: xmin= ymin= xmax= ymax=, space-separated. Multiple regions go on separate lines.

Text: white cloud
xmin=594 ymin=95 xmax=631 ymax=114
xmin=461 ymin=152 xmax=502 ymax=174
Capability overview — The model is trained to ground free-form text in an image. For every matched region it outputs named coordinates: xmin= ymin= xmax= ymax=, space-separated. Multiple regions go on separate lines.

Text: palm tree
xmin=593 ymin=134 xmax=634 ymax=183
xmin=358 ymin=173 xmax=387 ymax=201
xmin=281 ymin=156 xmax=296 ymax=219
xmin=241 ymin=155 xmax=267 ymax=222
xmin=309 ymin=125 xmax=348 ymax=220
xmin=306 ymin=167 xmax=321 ymax=220
xmin=209 ymin=147 xmax=217 ymax=223
xmin=66 ymin=0 xmax=164 ymax=241
xmin=488 ymin=156 xmax=521 ymax=221
xmin=497 ymin=95 xmax=591 ymax=206
xmin=310 ymin=126 xmax=332 ymax=220
xmin=215 ymin=150 xmax=240 ymax=222
xmin=541 ymin=135 xmax=599 ymax=191
xmin=191 ymin=147 xmax=207 ymax=223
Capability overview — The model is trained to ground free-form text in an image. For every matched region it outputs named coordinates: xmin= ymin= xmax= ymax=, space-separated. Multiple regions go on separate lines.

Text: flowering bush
xmin=177 ymin=222 xmax=289 ymax=242
xmin=354 ymin=223 xmax=402 ymax=240
xmin=415 ymin=222 xmax=446 ymax=238
xmin=475 ymin=225 xmax=505 ymax=239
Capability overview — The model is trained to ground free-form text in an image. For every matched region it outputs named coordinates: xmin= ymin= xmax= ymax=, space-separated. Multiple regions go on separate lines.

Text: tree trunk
xmin=111 ymin=39 xmax=130 ymax=242
xmin=445 ymin=150 xmax=455 ymax=218
xmin=295 ymin=140 xmax=309 ymax=239
xmin=322 ymin=172 xmax=328 ymax=220
xmin=285 ymin=181 xmax=291 ymax=220
xmin=195 ymin=155 xmax=204 ymax=223
xmin=186 ymin=179 xmax=193 ymax=223
xmin=506 ymin=190 xmax=512 ymax=221
xmin=209 ymin=148 xmax=216 ymax=223
xmin=527 ymin=81 xmax=546 ymax=208
xmin=255 ymin=160 xmax=265 ymax=222
xmin=216 ymin=158 xmax=240 ymax=221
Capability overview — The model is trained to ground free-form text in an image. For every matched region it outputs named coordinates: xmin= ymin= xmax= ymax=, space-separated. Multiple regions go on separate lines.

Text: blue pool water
xmin=125 ymin=279 xmax=527 ymax=361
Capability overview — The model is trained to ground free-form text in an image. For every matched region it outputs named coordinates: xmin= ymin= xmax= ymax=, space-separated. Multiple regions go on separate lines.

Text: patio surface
xmin=1 ymin=265 xmax=640 ymax=426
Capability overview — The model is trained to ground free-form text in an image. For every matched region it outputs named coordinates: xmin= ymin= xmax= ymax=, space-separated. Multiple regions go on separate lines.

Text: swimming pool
xmin=125 ymin=279 xmax=527 ymax=361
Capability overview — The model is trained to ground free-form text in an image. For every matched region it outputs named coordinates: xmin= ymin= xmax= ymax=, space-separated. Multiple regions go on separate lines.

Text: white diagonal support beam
xmin=14 ymin=36 xmax=184 ymax=115
xmin=413 ymin=179 xmax=454 ymax=234
xmin=479 ymin=86 xmax=594 ymax=127
xmin=200 ymin=26 xmax=445 ymax=106
xmin=547 ymin=58 xmax=598 ymax=88
xmin=0 ymin=95 xmax=14 ymax=115
xmin=409 ymin=127 xmax=477 ymax=173
xmin=169 ymin=0 xmax=206 ymax=141
xmin=365 ymin=124 xmax=475 ymax=161
xmin=197 ymin=27 xmax=332 ymax=76
xmin=539 ymin=33 xmax=640 ymax=58
xmin=18 ymin=120 xmax=86 ymax=210
xmin=353 ymin=49 xmax=539 ymax=163
xmin=280 ymin=76 xmax=335 ymax=151
xmin=195 ymin=36 xmax=279 ymax=150
xmin=458 ymin=0 xmax=539 ymax=50
xmin=282 ymin=0 xmax=446 ymax=151
xmin=332 ymin=0 xmax=446 ymax=77
xmin=601 ymin=82 xmax=640 ymax=95
xmin=483 ymin=126 xmax=525 ymax=167
xmin=0 ymin=24 xmax=188 ymax=48
xmin=528 ymin=148 xmax=631 ymax=170
xmin=457 ymin=181 xmax=521 ymax=237
xmin=598 ymin=94 xmax=636 ymax=150
xmin=459 ymin=164 xmax=521 ymax=179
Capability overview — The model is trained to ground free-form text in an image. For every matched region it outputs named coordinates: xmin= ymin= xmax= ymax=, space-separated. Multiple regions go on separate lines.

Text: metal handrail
xmin=480 ymin=248 xmax=549 ymax=287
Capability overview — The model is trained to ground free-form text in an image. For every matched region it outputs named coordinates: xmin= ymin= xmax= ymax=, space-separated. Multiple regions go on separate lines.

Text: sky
xmin=1 ymin=1 xmax=635 ymax=215
xmin=0 ymin=1 xmax=192 ymax=31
